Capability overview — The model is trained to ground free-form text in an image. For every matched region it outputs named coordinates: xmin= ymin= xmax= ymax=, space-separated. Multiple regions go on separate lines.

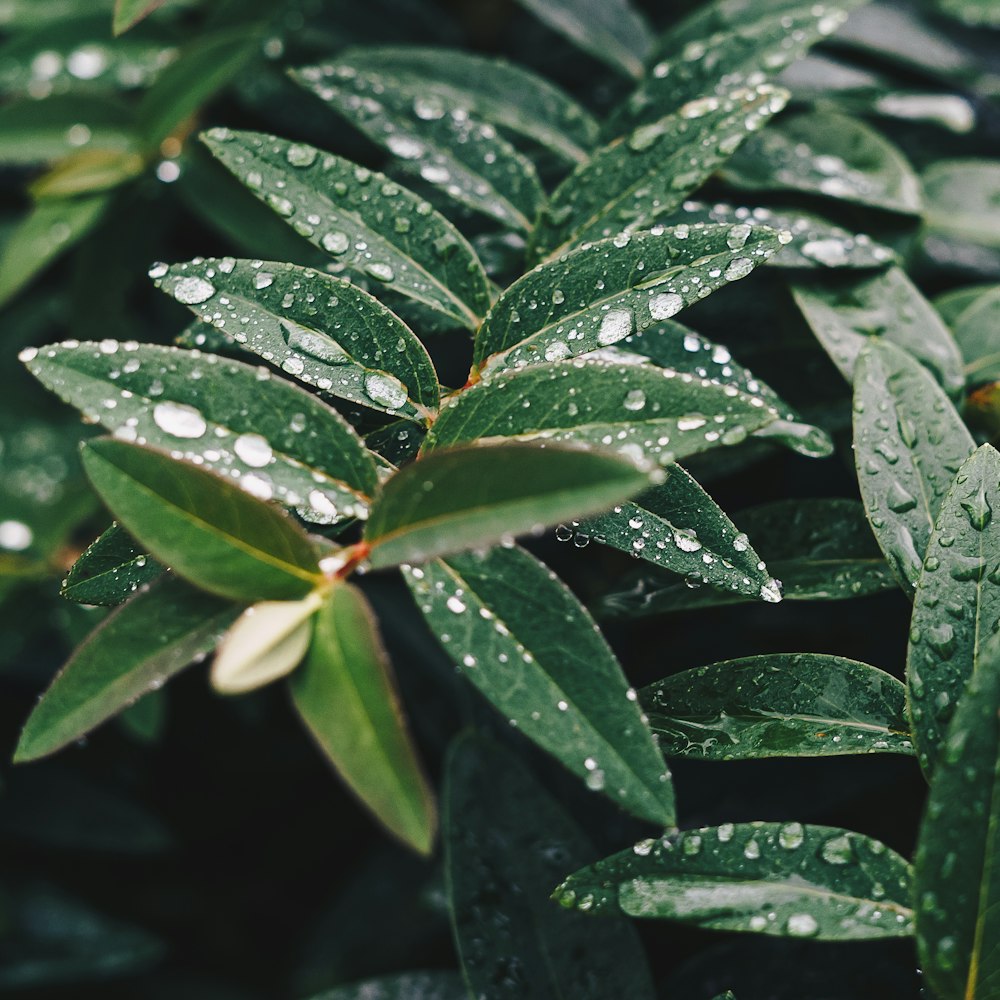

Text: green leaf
xmin=14 ymin=575 xmax=237 ymax=763
xmin=445 ymin=735 xmax=656 ymax=1000
xmin=791 ymin=267 xmax=966 ymax=398
xmin=642 ymin=654 xmax=914 ymax=760
xmin=853 ymin=340 xmax=975 ymax=593
xmin=923 ymin=159 xmax=1000 ymax=249
xmin=555 ymin=822 xmax=914 ymax=941
xmin=81 ymin=438 xmax=323 ymax=601
xmin=25 ymin=340 xmax=377 ymax=525
xmin=202 ymin=128 xmax=490 ymax=330
xmin=477 ymin=224 xmax=783 ymax=374
xmin=154 ymin=258 xmax=440 ymax=422
xmin=292 ymin=64 xmax=543 ymax=235
xmin=598 ymin=498 xmax=896 ymax=618
xmin=938 ymin=284 xmax=1000 ymax=384
xmin=405 ymin=545 xmax=674 ymax=826
xmin=61 ymin=523 xmax=162 ymax=607
xmin=512 ymin=0 xmax=653 ymax=79
xmin=289 ymin=581 xmax=436 ymax=855
xmin=112 ymin=0 xmax=168 ymax=35
xmin=335 ymin=46 xmax=599 ymax=164
xmin=931 ymin=0 xmax=1000 ymax=27
xmin=29 ymin=148 xmax=145 ymax=199
xmin=303 ymin=972 xmax=466 ymax=1000
xmin=914 ymin=635 xmax=1000 ymax=999
xmin=721 ymin=112 xmax=923 ymax=216
xmin=907 ymin=445 xmax=1000 ymax=775
xmin=365 ymin=441 xmax=653 ymax=569
xmin=531 ymin=86 xmax=788 ymax=260
xmin=578 ymin=464 xmax=781 ymax=602
xmin=424 ymin=357 xmax=784 ymax=467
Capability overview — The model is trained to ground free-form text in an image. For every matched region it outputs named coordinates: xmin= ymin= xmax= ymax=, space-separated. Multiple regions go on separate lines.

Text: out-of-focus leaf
xmin=113 ymin=0 xmax=170 ymax=35
xmin=931 ymin=0 xmax=1000 ymax=26
xmin=923 ymin=160 xmax=1000 ymax=250
xmin=30 ymin=148 xmax=145 ymax=199
xmin=61 ymin=523 xmax=162 ymax=606
xmin=303 ymin=972 xmax=466 ymax=1000
xmin=940 ymin=284 xmax=1000 ymax=384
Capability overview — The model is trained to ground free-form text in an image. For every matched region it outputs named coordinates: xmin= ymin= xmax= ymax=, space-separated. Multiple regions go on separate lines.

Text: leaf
xmin=292 ymin=64 xmax=544 ymax=235
xmin=598 ymin=498 xmax=896 ymax=618
xmin=531 ymin=86 xmax=789 ymax=260
xmin=364 ymin=441 xmax=654 ymax=569
xmin=907 ymin=445 xmax=1000 ymax=775
xmin=335 ymin=45 xmax=599 ymax=164
xmin=555 ymin=822 xmax=914 ymax=941
xmin=154 ymin=258 xmax=440 ymax=422
xmin=81 ymin=438 xmax=323 ymax=601
xmin=29 ymin=148 xmax=145 ymax=199
xmin=923 ymin=159 xmax=1000 ymax=249
xmin=424 ymin=357 xmax=784 ymax=468
xmin=303 ymin=972 xmax=466 ymax=1000
xmin=14 ymin=575 xmax=237 ymax=762
xmin=445 ymin=735 xmax=656 ymax=1000
xmin=203 ymin=128 xmax=490 ymax=330
xmin=61 ymin=523 xmax=162 ymax=607
xmin=914 ymin=634 xmax=1000 ymax=1000
xmin=476 ymin=223 xmax=783 ymax=374
xmin=721 ymin=112 xmax=923 ymax=216
xmin=931 ymin=0 xmax=1000 ymax=27
xmin=211 ymin=592 xmax=323 ymax=694
xmin=642 ymin=654 xmax=914 ymax=760
xmin=113 ymin=0 xmax=169 ymax=35
xmin=577 ymin=464 xmax=781 ymax=602
xmin=936 ymin=284 xmax=1000 ymax=385
xmin=25 ymin=340 xmax=377 ymax=525
xmin=512 ymin=0 xmax=653 ymax=79
xmin=792 ymin=268 xmax=966 ymax=398
xmin=289 ymin=581 xmax=436 ymax=855
xmin=405 ymin=545 xmax=675 ymax=826
xmin=853 ymin=340 xmax=975 ymax=593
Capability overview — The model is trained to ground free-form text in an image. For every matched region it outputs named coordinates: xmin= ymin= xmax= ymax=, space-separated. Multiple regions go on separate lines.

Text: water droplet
xmin=0 ymin=520 xmax=33 ymax=551
xmin=446 ymin=595 xmax=466 ymax=614
xmin=233 ymin=433 xmax=273 ymax=468
xmin=286 ymin=143 xmax=317 ymax=167
xmin=760 ymin=577 xmax=783 ymax=603
xmin=786 ymin=913 xmax=819 ymax=937
xmin=886 ymin=481 xmax=917 ymax=513
xmin=153 ymin=401 xmax=207 ymax=439
xmin=820 ymin=834 xmax=853 ymax=865
xmin=363 ymin=371 xmax=408 ymax=410
xmin=961 ymin=481 xmax=992 ymax=531
xmin=365 ymin=262 xmax=395 ymax=282
xmin=778 ymin=822 xmax=804 ymax=849
xmin=724 ymin=257 xmax=754 ymax=281
xmin=598 ymin=309 xmax=633 ymax=346
xmin=624 ymin=389 xmax=646 ymax=411
xmin=648 ymin=292 xmax=684 ymax=320
xmin=321 ymin=231 xmax=350 ymax=254
xmin=726 ymin=224 xmax=752 ymax=251
xmin=253 ymin=271 xmax=275 ymax=290
xmin=173 ymin=276 xmax=215 ymax=305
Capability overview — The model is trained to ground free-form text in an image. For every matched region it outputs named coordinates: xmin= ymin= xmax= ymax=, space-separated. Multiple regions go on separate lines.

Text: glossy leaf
xmin=61 ymin=523 xmax=162 ymax=606
xmin=477 ymin=224 xmax=783 ymax=374
xmin=14 ymin=575 xmax=237 ymax=762
xmin=336 ymin=45 xmax=599 ymax=164
xmin=923 ymin=159 xmax=1000 ymax=249
xmin=946 ymin=284 xmax=1000 ymax=384
xmin=907 ymin=445 xmax=1000 ymax=774
xmin=914 ymin=634 xmax=1000 ymax=999
xmin=113 ymin=0 xmax=168 ymax=34
xmin=25 ymin=340 xmax=377 ymax=525
xmin=289 ymin=581 xmax=436 ymax=855
xmin=304 ymin=972 xmax=466 ymax=1000
xmin=405 ymin=545 xmax=675 ymax=826
xmin=721 ymin=112 xmax=923 ymax=216
xmin=424 ymin=357 xmax=784 ymax=468
xmin=853 ymin=341 xmax=975 ymax=593
xmin=154 ymin=258 xmax=440 ymax=422
xmin=532 ymin=86 xmax=788 ymax=260
xmin=445 ymin=735 xmax=655 ymax=1000
xmin=202 ymin=128 xmax=491 ymax=330
xmin=81 ymin=438 xmax=323 ymax=601
xmin=578 ymin=464 xmax=780 ymax=602
xmin=792 ymin=268 xmax=965 ymax=397
xmin=292 ymin=64 xmax=543 ymax=234
xmin=555 ymin=822 xmax=914 ymax=940
xmin=365 ymin=442 xmax=654 ymax=569
xmin=642 ymin=654 xmax=914 ymax=760
xmin=512 ymin=0 xmax=652 ymax=79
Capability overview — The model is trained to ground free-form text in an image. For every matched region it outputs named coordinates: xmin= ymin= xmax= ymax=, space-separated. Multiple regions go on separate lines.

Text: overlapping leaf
xmin=942 ymin=283 xmax=1000 ymax=383
xmin=922 ymin=159 xmax=1000 ymax=248
xmin=302 ymin=973 xmax=466 ymax=1000
xmin=61 ymin=523 xmax=161 ymax=606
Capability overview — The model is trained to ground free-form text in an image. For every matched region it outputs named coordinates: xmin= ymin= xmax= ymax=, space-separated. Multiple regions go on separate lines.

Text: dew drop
xmin=233 ymin=433 xmax=273 ymax=468
xmin=173 ymin=276 xmax=215 ymax=305
xmin=153 ymin=401 xmax=207 ymax=439
xmin=363 ymin=371 xmax=408 ymax=410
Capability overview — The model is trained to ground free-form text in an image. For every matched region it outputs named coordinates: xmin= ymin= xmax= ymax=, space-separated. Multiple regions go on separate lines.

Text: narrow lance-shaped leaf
xmin=202 ymin=128 xmax=491 ymax=331
xmin=853 ymin=340 xmax=974 ymax=593
xmin=336 ymin=46 xmax=599 ymax=164
xmin=476 ymin=223 xmax=783 ymax=375
xmin=532 ymin=86 xmax=789 ymax=261
xmin=907 ymin=445 xmax=1000 ymax=775
xmin=577 ymin=464 xmax=782 ymax=603
xmin=914 ymin=632 xmax=1000 ymax=1000
xmin=24 ymin=340 xmax=377 ymax=526
xmin=721 ymin=112 xmax=923 ymax=216
xmin=364 ymin=442 xmax=655 ymax=569
xmin=61 ymin=523 xmax=162 ymax=607
xmin=81 ymin=438 xmax=323 ymax=602
xmin=642 ymin=654 xmax=914 ymax=761
xmin=445 ymin=735 xmax=656 ymax=1000
xmin=424 ymin=358 xmax=784 ymax=468
xmin=153 ymin=258 xmax=440 ymax=423
xmin=14 ymin=575 xmax=237 ymax=763
xmin=292 ymin=64 xmax=543 ymax=235
xmin=405 ymin=546 xmax=675 ymax=826
xmin=289 ymin=581 xmax=436 ymax=855
xmin=791 ymin=268 xmax=965 ymax=398
xmin=113 ymin=0 xmax=169 ymax=35
xmin=922 ymin=159 xmax=1000 ymax=248
xmin=555 ymin=823 xmax=914 ymax=941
